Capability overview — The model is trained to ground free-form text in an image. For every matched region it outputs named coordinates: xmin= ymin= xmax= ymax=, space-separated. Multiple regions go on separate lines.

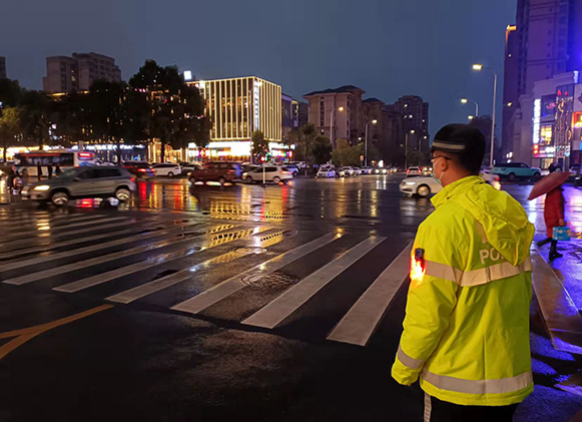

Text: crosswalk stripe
xmin=327 ymin=242 xmax=412 ymax=346
xmin=242 ymin=236 xmax=387 ymax=329
xmin=0 ymin=221 xmax=212 ymax=272
xmin=2 ymin=224 xmax=251 ymax=286
xmin=0 ymin=219 xmax=145 ymax=250
xmin=0 ymin=216 xmax=129 ymax=240
xmin=171 ymin=233 xmax=338 ymax=315
xmin=54 ymin=227 xmax=271 ymax=293
xmin=0 ymin=219 xmax=200 ymax=260
xmin=0 ymin=214 xmax=109 ymax=233
xmin=106 ymin=249 xmax=258 ymax=304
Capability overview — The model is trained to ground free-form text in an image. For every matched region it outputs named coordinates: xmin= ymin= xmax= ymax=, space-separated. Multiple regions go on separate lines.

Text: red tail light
xmin=138 ymin=168 xmax=147 ymax=173
xmin=495 ymin=176 xmax=500 ymax=181
xmin=227 ymin=169 xmax=235 ymax=174
xmin=130 ymin=177 xmax=136 ymax=182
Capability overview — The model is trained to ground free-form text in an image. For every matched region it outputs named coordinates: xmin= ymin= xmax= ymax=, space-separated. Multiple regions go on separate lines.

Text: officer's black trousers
xmin=425 ymin=394 xmax=519 ymax=422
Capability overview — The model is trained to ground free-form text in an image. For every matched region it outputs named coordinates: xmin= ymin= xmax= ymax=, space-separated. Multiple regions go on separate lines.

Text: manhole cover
xmin=235 ymin=247 xmax=267 ymax=255
xmin=240 ymin=272 xmax=300 ymax=288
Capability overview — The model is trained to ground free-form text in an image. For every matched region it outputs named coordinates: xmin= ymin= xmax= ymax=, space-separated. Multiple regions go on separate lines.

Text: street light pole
xmin=405 ymin=130 xmax=415 ymax=170
xmin=461 ymin=98 xmax=479 ymax=117
xmin=472 ymin=64 xmax=498 ymax=168
xmin=365 ymin=120 xmax=378 ymax=167
xmin=329 ymin=106 xmax=344 ymax=149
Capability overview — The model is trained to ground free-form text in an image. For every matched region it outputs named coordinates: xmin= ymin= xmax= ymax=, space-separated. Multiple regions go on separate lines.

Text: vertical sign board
xmin=253 ymin=81 xmax=260 ymax=133
xmin=555 ymin=84 xmax=574 ymax=161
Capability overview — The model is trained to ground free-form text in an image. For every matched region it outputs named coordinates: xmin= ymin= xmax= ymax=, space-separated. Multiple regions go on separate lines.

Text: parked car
xmin=400 ymin=176 xmax=442 ymax=197
xmin=492 ymin=162 xmax=541 ymax=182
xmin=480 ymin=167 xmax=502 ymax=190
xmin=243 ymin=165 xmax=293 ymax=184
xmin=316 ymin=166 xmax=337 ymax=178
xmin=123 ymin=161 xmax=156 ymax=179
xmin=352 ymin=167 xmax=362 ymax=176
xmin=422 ymin=166 xmax=433 ymax=176
xmin=188 ymin=162 xmax=242 ymax=186
xmin=152 ymin=163 xmax=181 ymax=177
xmin=401 ymin=174 xmax=502 ymax=198
xmin=338 ymin=167 xmax=356 ymax=177
xmin=178 ymin=161 xmax=201 ymax=174
xmin=360 ymin=166 xmax=373 ymax=175
xmin=284 ymin=164 xmax=300 ymax=177
xmin=22 ymin=166 xmax=135 ymax=206
xmin=290 ymin=161 xmax=307 ymax=169
xmin=406 ymin=166 xmax=422 ymax=177
xmin=569 ymin=164 xmax=582 ymax=186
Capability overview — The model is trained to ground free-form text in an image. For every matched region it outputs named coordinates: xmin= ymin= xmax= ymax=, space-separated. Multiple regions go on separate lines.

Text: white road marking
xmin=106 ymin=250 xmax=255 ymax=304
xmin=54 ymin=227 xmax=270 ymax=293
xmin=0 ymin=216 xmax=129 ymax=240
xmin=2 ymin=224 xmax=238 ymax=286
xmin=0 ymin=219 xmax=144 ymax=249
xmin=327 ymin=242 xmax=412 ymax=346
xmin=0 ymin=214 xmax=110 ymax=233
xmin=241 ymin=236 xmax=386 ymax=329
xmin=0 ymin=220 xmax=201 ymax=260
xmin=0 ymin=221 xmax=210 ymax=272
xmin=171 ymin=233 xmax=338 ymax=315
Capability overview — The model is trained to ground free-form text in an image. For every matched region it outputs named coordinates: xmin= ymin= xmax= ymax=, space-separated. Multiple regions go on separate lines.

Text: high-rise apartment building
xmin=392 ymin=95 xmax=429 ymax=151
xmin=0 ymin=57 xmax=6 ymax=79
xmin=42 ymin=52 xmax=121 ymax=93
xmin=303 ymin=85 xmax=365 ymax=146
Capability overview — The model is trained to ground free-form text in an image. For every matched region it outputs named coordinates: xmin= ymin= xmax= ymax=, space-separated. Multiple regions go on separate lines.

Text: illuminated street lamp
xmin=405 ymin=129 xmax=416 ymax=170
xmin=472 ymin=63 xmax=498 ymax=167
xmin=468 ymin=115 xmax=474 ymax=121
xmin=365 ymin=119 xmax=378 ymax=166
xmin=461 ymin=98 xmax=479 ymax=116
xmin=330 ymin=106 xmax=345 ymax=148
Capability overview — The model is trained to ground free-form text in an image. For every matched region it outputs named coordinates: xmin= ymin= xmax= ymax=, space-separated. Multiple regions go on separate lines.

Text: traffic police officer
xmin=392 ymin=124 xmax=535 ymax=421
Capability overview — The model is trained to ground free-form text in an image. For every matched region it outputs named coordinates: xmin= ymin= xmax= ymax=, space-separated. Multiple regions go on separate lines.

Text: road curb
xmin=531 ymin=247 xmax=582 ymax=355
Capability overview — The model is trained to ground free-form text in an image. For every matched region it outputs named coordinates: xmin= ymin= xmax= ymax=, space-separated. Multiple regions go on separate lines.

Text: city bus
xmin=14 ymin=150 xmax=96 ymax=177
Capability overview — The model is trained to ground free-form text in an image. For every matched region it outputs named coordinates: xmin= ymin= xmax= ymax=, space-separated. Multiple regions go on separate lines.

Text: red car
xmin=123 ymin=161 xmax=156 ymax=179
xmin=188 ymin=162 xmax=242 ymax=186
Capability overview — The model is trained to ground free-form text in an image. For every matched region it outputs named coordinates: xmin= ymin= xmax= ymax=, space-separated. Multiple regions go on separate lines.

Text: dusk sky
xmin=1 ymin=0 xmax=516 ymax=137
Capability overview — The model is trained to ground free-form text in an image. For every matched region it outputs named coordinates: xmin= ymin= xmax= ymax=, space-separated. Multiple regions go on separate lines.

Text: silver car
xmin=22 ymin=166 xmax=136 ymax=206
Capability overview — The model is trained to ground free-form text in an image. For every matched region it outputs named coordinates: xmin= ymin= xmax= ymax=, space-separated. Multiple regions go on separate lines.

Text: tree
xmin=0 ymin=78 xmax=23 ymax=108
xmin=311 ymin=135 xmax=332 ymax=164
xmin=86 ymin=80 xmax=129 ymax=164
xmin=129 ymin=59 xmax=207 ymax=162
xmin=296 ymin=123 xmax=317 ymax=163
xmin=20 ymin=90 xmax=51 ymax=148
xmin=332 ymin=139 xmax=352 ymax=166
xmin=0 ymin=107 xmax=21 ymax=162
xmin=252 ymin=130 xmax=269 ymax=162
xmin=51 ymin=91 xmax=90 ymax=146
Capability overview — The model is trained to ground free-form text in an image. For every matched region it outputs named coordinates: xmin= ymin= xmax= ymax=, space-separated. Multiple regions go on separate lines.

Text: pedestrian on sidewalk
xmin=392 ymin=124 xmax=535 ymax=422
xmin=36 ymin=162 xmax=42 ymax=181
xmin=55 ymin=162 xmax=62 ymax=177
xmin=536 ymin=183 xmax=566 ymax=260
xmin=47 ymin=164 xmax=53 ymax=180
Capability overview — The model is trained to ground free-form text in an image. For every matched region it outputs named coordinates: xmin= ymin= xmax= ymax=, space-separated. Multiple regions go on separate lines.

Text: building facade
xmin=73 ymin=53 xmax=121 ymax=90
xmin=42 ymin=52 xmax=121 ymax=93
xmin=187 ymin=77 xmax=283 ymax=159
xmin=282 ymin=93 xmax=298 ymax=140
xmin=504 ymin=0 xmax=582 ymax=165
xmin=392 ymin=95 xmax=429 ymax=152
xmin=0 ymin=57 xmax=6 ymax=79
xmin=303 ymin=85 xmax=365 ymax=146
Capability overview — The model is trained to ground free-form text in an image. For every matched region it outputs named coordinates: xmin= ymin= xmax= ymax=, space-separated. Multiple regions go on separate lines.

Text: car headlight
xmin=34 ymin=185 xmax=50 ymax=191
xmin=404 ymin=182 xmax=416 ymax=185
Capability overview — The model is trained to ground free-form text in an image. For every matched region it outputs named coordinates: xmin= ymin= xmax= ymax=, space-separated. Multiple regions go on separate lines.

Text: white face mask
xmin=433 ymin=156 xmax=446 ymax=185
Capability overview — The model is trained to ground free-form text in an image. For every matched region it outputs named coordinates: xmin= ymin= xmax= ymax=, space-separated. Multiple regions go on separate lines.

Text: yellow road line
xmin=0 ymin=304 xmax=114 ymax=361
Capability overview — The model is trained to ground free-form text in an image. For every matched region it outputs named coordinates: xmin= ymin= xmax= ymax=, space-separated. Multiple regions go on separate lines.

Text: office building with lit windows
xmin=188 ymin=76 xmax=283 ymax=159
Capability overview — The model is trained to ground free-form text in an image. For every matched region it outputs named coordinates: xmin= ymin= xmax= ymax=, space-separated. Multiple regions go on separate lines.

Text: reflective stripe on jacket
xmin=392 ymin=176 xmax=535 ymax=406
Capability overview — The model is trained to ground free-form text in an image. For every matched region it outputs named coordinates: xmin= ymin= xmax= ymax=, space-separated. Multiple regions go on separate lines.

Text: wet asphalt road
xmin=0 ymin=175 xmax=581 ymax=422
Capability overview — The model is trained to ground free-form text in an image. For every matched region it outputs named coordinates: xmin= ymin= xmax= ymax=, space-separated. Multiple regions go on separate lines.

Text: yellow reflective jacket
xmin=392 ymin=176 xmax=535 ymax=406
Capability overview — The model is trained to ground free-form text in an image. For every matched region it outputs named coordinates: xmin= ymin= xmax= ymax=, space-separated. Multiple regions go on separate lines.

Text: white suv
xmin=243 ymin=166 xmax=293 ymax=184
xmin=153 ymin=163 xmax=181 ymax=177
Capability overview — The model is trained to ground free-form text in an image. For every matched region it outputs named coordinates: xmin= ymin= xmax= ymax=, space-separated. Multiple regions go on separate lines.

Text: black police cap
xmin=431 ymin=124 xmax=486 ymax=156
